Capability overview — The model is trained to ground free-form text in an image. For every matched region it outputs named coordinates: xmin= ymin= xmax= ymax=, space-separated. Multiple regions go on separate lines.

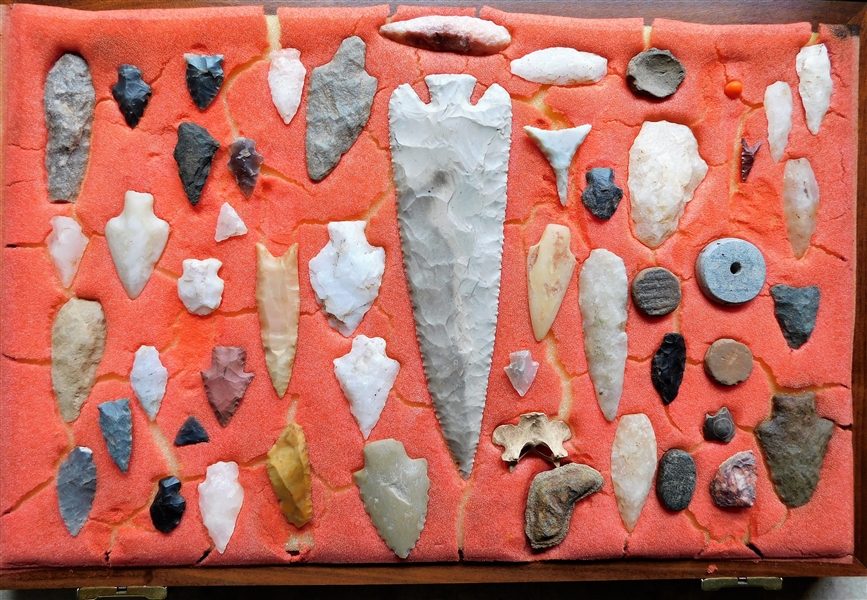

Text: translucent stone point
xmin=269 ymin=48 xmax=306 ymax=125
xmin=796 ymin=44 xmax=832 ymax=135
xmin=333 ymin=335 xmax=399 ymax=439
xmin=215 ymin=203 xmax=247 ymax=242
xmin=611 ymin=413 xmax=657 ymax=532
xmin=256 ymin=243 xmax=300 ymax=398
xmin=46 ymin=216 xmax=89 ymax=288
xmin=504 ymin=350 xmax=539 ymax=397
xmin=198 ymin=461 xmax=244 ymax=554
xmin=765 ymin=81 xmax=793 ymax=162
xmin=782 ymin=158 xmax=819 ymax=258
xmin=130 ymin=345 xmax=167 ymax=420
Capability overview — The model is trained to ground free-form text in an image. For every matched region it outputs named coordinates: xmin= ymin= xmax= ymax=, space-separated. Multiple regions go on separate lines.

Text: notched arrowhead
xmin=492 ymin=413 xmax=571 ymax=470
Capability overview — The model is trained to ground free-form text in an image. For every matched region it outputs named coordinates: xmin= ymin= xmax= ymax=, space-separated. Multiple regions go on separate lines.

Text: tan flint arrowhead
xmin=256 ymin=243 xmax=300 ymax=398
xmin=528 ymin=224 xmax=576 ymax=341
xmin=267 ymin=422 xmax=313 ymax=528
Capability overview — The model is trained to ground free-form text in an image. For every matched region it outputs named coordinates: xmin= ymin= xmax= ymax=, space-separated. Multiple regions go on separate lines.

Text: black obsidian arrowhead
xmin=228 ymin=137 xmax=264 ymax=197
xmin=174 ymin=122 xmax=219 ymax=206
xmin=184 ymin=53 xmax=224 ymax=110
xmin=150 ymin=476 xmax=186 ymax=533
xmin=581 ymin=167 xmax=623 ymax=220
xmin=174 ymin=416 xmax=209 ymax=446
xmin=111 ymin=64 xmax=151 ymax=128
xmin=651 ymin=333 xmax=686 ymax=405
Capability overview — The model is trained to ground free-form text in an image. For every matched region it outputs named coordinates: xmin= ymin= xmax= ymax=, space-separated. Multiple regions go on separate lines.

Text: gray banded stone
xmin=695 ymin=238 xmax=766 ymax=305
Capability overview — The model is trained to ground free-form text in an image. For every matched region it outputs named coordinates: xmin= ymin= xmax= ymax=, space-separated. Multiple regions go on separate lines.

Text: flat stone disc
xmin=695 ymin=238 xmax=766 ymax=305
xmin=631 ymin=267 xmax=681 ymax=316
xmin=704 ymin=338 xmax=753 ymax=386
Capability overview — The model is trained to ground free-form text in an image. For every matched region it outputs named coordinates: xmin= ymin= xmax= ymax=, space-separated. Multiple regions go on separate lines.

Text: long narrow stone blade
xmin=389 ymin=74 xmax=512 ymax=479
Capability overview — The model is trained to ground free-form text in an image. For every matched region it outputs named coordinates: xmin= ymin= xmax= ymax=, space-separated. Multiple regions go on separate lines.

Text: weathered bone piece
xmin=177 ymin=258 xmax=224 ymax=316
xmin=524 ymin=125 xmax=591 ymax=206
xmin=227 ymin=137 xmax=264 ymax=197
xmin=267 ymin=422 xmax=314 ymax=528
xmin=98 ymin=398 xmax=132 ymax=473
xmin=201 ymin=346 xmax=254 ymax=427
xmin=269 ymin=48 xmax=306 ymax=125
xmin=46 ymin=216 xmax=89 ymax=288
xmin=611 ymin=413 xmax=656 ymax=531
xmin=354 ymin=439 xmax=430 ymax=559
xmin=492 ymin=413 xmax=571 ymax=469
xmin=309 ymin=221 xmax=385 ymax=336
xmin=380 ymin=15 xmax=511 ymax=55
xmin=782 ymin=158 xmax=819 ymax=259
xmin=112 ymin=64 xmax=151 ymax=128
xmin=504 ymin=350 xmax=539 ymax=397
xmin=198 ymin=461 xmax=244 ymax=554
xmin=306 ymin=37 xmax=377 ymax=181
xmin=525 ymin=464 xmax=604 ymax=550
xmin=52 ymin=298 xmax=107 ymax=423
xmin=215 ymin=203 xmax=248 ymax=242
xmin=796 ymin=43 xmax=832 ymax=135
xmin=527 ymin=224 xmax=576 ymax=341
xmin=765 ymin=81 xmax=792 ymax=162
xmin=511 ymin=48 xmax=607 ymax=85
xmin=105 ymin=191 xmax=170 ymax=299
xmin=389 ymin=74 xmax=512 ymax=479
xmin=184 ymin=54 xmax=224 ymax=110
xmin=57 ymin=446 xmax=96 ymax=536
xmin=44 ymin=53 xmax=95 ymax=203
xmin=579 ymin=249 xmax=628 ymax=422
xmin=256 ymin=243 xmax=300 ymax=398
xmin=174 ymin=122 xmax=219 ymax=206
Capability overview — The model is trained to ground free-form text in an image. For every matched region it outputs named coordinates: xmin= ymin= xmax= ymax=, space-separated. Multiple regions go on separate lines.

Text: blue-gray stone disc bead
xmin=695 ymin=238 xmax=766 ymax=305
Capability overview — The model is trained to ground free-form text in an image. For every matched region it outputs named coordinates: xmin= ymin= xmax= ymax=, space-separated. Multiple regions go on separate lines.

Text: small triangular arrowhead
xmin=174 ymin=122 xmax=219 ymax=206
xmin=98 ymin=398 xmax=132 ymax=473
xmin=201 ymin=347 xmax=254 ymax=427
xmin=184 ymin=54 xmax=224 ymax=110
xmin=111 ymin=64 xmax=151 ymax=128
xmin=524 ymin=125 xmax=591 ymax=205
xmin=770 ymin=285 xmax=820 ymax=349
xmin=174 ymin=416 xmax=210 ymax=446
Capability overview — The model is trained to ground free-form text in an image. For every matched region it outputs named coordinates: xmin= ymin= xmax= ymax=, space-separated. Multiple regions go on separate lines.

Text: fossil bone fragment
xmin=492 ymin=412 xmax=571 ymax=469
xmin=611 ymin=413 xmax=656 ymax=532
xmin=215 ymin=203 xmax=248 ymax=242
xmin=198 ymin=461 xmax=244 ymax=554
xmin=511 ymin=48 xmax=607 ymax=85
xmin=389 ymin=74 xmax=511 ymax=479
xmin=527 ymin=224 xmax=576 ymax=341
xmin=525 ymin=463 xmax=604 ymax=549
xmin=130 ymin=346 xmax=167 ymax=420
xmin=177 ymin=258 xmax=224 ymax=315
xmin=782 ymin=158 xmax=819 ymax=259
xmin=504 ymin=350 xmax=539 ymax=397
xmin=796 ymin=44 xmax=832 ymax=135
xmin=765 ymin=81 xmax=792 ymax=162
xmin=333 ymin=336 xmax=400 ymax=440
xmin=380 ymin=15 xmax=511 ymax=55
xmin=269 ymin=48 xmax=306 ymax=125
xmin=52 ymin=298 xmax=106 ymax=422
xmin=46 ymin=216 xmax=89 ymax=288
xmin=309 ymin=221 xmax=385 ymax=336
xmin=524 ymin=126 xmax=591 ymax=206
xmin=266 ymin=422 xmax=313 ymax=528
xmin=256 ymin=243 xmax=300 ymax=398
xmin=354 ymin=439 xmax=430 ymax=559
xmin=105 ymin=191 xmax=170 ymax=299
xmin=579 ymin=249 xmax=628 ymax=422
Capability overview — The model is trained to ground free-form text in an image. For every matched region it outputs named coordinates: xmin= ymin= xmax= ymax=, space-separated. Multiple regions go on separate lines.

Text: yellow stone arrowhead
xmin=266 ymin=422 xmax=313 ymax=528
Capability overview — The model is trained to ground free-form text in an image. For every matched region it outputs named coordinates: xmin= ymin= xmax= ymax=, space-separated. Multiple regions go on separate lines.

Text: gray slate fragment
xmin=44 ymin=53 xmax=95 ymax=203
xmin=184 ymin=54 xmax=224 ymax=110
xmin=306 ymin=37 xmax=378 ymax=181
xmin=656 ymin=449 xmax=696 ymax=511
xmin=525 ymin=463 xmax=604 ymax=550
xmin=57 ymin=446 xmax=97 ymax=536
xmin=770 ymin=285 xmax=820 ymax=349
xmin=581 ymin=167 xmax=623 ymax=220
xmin=704 ymin=407 xmax=736 ymax=443
xmin=98 ymin=398 xmax=133 ymax=473
xmin=174 ymin=122 xmax=219 ymax=206
xmin=756 ymin=392 xmax=833 ymax=508
xmin=695 ymin=238 xmax=766 ymax=305
xmin=631 ymin=267 xmax=681 ymax=317
xmin=626 ymin=48 xmax=685 ymax=99
xmin=52 ymin=298 xmax=107 ymax=423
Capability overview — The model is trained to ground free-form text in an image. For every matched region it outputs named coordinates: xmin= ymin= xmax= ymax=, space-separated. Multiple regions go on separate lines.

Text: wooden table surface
xmin=1 ymin=0 xmax=865 ymax=588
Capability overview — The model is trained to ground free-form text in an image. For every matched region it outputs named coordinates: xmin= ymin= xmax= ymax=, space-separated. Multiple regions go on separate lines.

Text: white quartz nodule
xmin=796 ymin=44 xmax=832 ymax=135
xmin=333 ymin=335 xmax=399 ymax=440
xmin=198 ymin=461 xmax=244 ymax=554
xmin=105 ymin=191 xmax=170 ymax=299
xmin=611 ymin=413 xmax=657 ymax=532
xmin=628 ymin=121 xmax=708 ymax=248
xmin=178 ymin=258 xmax=224 ymax=315
xmin=524 ymin=125 xmax=591 ymax=206
xmin=765 ymin=81 xmax=793 ymax=162
xmin=511 ymin=48 xmax=608 ymax=86
xmin=782 ymin=158 xmax=820 ymax=259
xmin=130 ymin=345 xmax=167 ymax=420
xmin=215 ymin=203 xmax=248 ymax=242
xmin=504 ymin=350 xmax=539 ymax=397
xmin=268 ymin=48 xmax=306 ymax=125
xmin=579 ymin=249 xmax=628 ymax=422
xmin=46 ymin=216 xmax=88 ymax=288
xmin=309 ymin=221 xmax=385 ymax=337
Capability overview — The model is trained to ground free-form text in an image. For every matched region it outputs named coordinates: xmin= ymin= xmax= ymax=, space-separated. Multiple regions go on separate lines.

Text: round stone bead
xmin=695 ymin=238 xmax=766 ymax=305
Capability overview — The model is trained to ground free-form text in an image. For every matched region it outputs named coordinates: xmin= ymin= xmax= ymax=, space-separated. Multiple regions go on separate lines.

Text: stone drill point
xmin=525 ymin=464 xmax=604 ymax=550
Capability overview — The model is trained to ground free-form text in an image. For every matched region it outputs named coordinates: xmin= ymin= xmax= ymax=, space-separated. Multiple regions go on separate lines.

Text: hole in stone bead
xmin=730 ymin=262 xmax=742 ymax=274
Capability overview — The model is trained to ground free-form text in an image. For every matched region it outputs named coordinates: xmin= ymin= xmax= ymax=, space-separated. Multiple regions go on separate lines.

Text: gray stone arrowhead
xmin=52 ymin=298 xmax=107 ymax=422
xmin=57 ymin=446 xmax=97 ymax=536
xmin=770 ymin=284 xmax=820 ymax=349
xmin=389 ymin=74 xmax=512 ymax=479
xmin=44 ymin=54 xmax=95 ymax=203
xmin=98 ymin=398 xmax=133 ymax=473
xmin=306 ymin=36 xmax=377 ymax=181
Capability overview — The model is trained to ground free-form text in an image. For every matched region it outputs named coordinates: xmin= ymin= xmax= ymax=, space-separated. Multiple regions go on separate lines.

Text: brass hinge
xmin=701 ymin=577 xmax=783 ymax=591
xmin=77 ymin=587 xmax=168 ymax=600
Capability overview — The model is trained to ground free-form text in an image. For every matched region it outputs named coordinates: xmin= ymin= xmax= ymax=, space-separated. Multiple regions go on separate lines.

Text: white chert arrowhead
xmin=215 ymin=203 xmax=247 ymax=242
xmin=46 ymin=215 xmax=89 ymax=288
xmin=796 ymin=44 xmax=833 ymax=135
xmin=611 ymin=413 xmax=656 ymax=532
xmin=130 ymin=345 xmax=167 ymax=420
xmin=333 ymin=335 xmax=399 ymax=439
xmin=504 ymin=350 xmax=539 ymax=397
xmin=628 ymin=121 xmax=708 ymax=248
xmin=782 ymin=158 xmax=819 ymax=259
xmin=198 ymin=461 xmax=244 ymax=554
xmin=389 ymin=74 xmax=511 ymax=480
xmin=528 ymin=224 xmax=577 ymax=341
xmin=177 ymin=258 xmax=224 ymax=315
xmin=309 ymin=221 xmax=385 ymax=337
xmin=524 ymin=126 xmax=591 ymax=206
xmin=105 ymin=191 xmax=170 ymax=299
xmin=579 ymin=249 xmax=628 ymax=422
xmin=268 ymin=48 xmax=306 ymax=125
xmin=354 ymin=439 xmax=430 ymax=559
xmin=510 ymin=47 xmax=608 ymax=85
xmin=765 ymin=81 xmax=793 ymax=162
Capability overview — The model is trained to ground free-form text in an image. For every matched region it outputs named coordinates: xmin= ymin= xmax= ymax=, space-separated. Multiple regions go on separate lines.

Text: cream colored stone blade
xmin=527 ymin=224 xmax=576 ymax=341
xmin=256 ymin=243 xmax=300 ymax=398
xmin=611 ymin=413 xmax=656 ymax=532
